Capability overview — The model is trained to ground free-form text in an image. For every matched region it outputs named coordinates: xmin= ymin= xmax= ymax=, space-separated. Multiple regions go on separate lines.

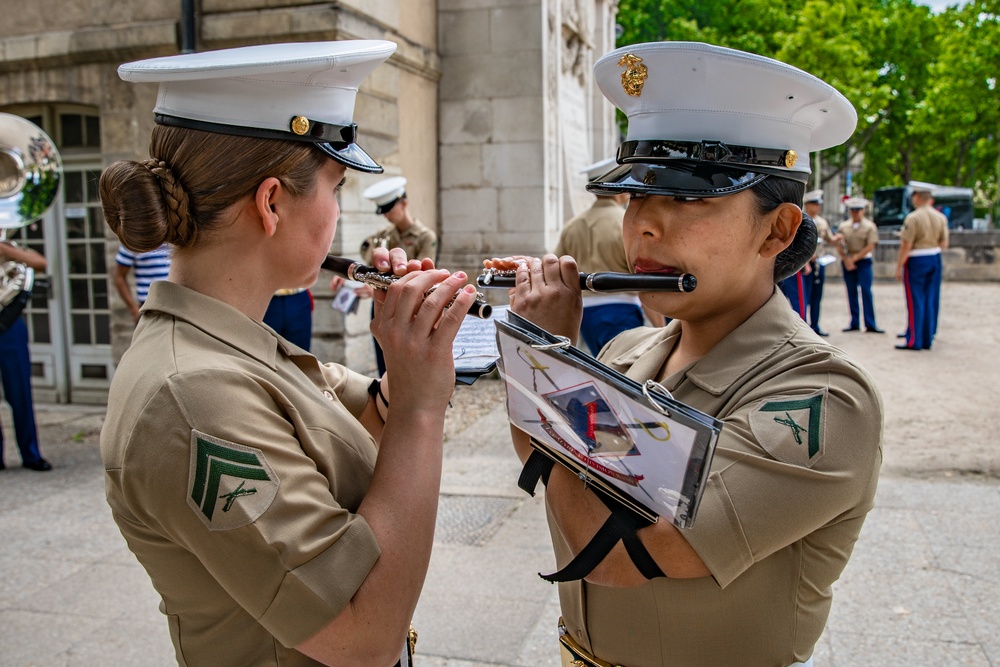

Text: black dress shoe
xmin=813 ymin=328 xmax=829 ymax=337
xmin=842 ymin=326 xmax=860 ymax=332
xmin=895 ymin=344 xmax=919 ymax=351
xmin=0 ymin=461 xmax=5 ymax=471
xmin=866 ymin=327 xmax=886 ymax=334
xmin=22 ymin=458 xmax=52 ymax=471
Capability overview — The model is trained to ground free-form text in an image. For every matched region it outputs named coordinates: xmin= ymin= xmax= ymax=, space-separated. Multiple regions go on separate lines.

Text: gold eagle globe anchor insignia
xmin=618 ymin=54 xmax=648 ymax=97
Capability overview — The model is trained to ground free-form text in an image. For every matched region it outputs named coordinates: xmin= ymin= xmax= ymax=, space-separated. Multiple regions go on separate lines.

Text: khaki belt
xmin=559 ymin=625 xmax=622 ymax=667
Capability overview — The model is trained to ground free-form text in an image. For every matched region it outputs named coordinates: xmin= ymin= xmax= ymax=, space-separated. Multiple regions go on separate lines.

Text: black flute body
xmin=321 ymin=255 xmax=493 ymax=319
xmin=477 ymin=269 xmax=697 ymax=293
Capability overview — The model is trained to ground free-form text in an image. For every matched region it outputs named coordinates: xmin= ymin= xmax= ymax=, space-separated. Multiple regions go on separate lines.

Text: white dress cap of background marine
xmin=804 ymin=189 xmax=824 ymax=205
xmin=363 ymin=176 xmax=408 ymax=215
xmin=581 ymin=157 xmax=618 ymax=182
xmin=907 ymin=180 xmax=937 ymax=195
xmin=846 ymin=197 xmax=869 ymax=210
xmin=586 ymin=42 xmax=858 ymax=198
xmin=116 ymin=40 xmax=397 ymax=174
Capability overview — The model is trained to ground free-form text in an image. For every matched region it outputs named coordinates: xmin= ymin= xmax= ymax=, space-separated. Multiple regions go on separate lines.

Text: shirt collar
xmin=141 ymin=281 xmax=285 ymax=369
xmin=606 ymin=289 xmax=798 ymax=396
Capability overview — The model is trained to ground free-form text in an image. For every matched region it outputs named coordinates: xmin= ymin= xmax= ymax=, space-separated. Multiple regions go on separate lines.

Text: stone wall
xmin=437 ymin=0 xmax=617 ymax=279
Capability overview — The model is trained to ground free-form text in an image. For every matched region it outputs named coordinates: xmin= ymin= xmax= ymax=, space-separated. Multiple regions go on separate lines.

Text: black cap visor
xmin=586 ymin=161 xmax=772 ymax=198
xmin=154 ymin=113 xmax=384 ymax=174
xmin=374 ymin=196 xmax=404 ymax=215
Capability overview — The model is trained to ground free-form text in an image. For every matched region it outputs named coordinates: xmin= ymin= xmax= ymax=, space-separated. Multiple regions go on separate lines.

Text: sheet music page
xmin=453 ymin=305 xmax=507 ymax=375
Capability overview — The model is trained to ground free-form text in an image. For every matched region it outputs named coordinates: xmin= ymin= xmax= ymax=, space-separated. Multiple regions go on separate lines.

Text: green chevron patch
xmin=187 ymin=430 xmax=279 ymax=530
xmin=749 ymin=391 xmax=826 ymax=467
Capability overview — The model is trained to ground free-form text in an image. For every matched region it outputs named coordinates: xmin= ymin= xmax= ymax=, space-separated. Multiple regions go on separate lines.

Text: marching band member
xmin=501 ymin=42 xmax=883 ymax=667
xmin=99 ymin=41 xmax=476 ymax=667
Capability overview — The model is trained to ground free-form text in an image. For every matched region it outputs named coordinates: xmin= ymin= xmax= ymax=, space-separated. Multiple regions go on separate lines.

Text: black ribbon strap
xmin=517 ymin=449 xmax=555 ymax=497
xmin=539 ymin=483 xmax=665 ymax=582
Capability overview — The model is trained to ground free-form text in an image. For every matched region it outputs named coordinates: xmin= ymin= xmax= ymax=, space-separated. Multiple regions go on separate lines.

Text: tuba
xmin=0 ymin=113 xmax=61 ymax=333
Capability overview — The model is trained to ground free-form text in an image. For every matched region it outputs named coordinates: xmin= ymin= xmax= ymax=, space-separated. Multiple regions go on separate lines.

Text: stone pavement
xmin=2 ymin=283 xmax=1000 ymax=667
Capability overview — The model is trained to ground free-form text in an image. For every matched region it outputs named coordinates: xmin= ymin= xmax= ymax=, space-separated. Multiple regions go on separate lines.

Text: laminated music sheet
xmin=452 ymin=305 xmax=507 ymax=384
xmin=496 ymin=311 xmax=721 ymax=528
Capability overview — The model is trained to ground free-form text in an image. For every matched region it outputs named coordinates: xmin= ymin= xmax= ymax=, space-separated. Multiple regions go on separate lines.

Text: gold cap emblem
xmin=618 ymin=54 xmax=648 ymax=97
xmin=784 ymin=150 xmax=798 ymax=168
xmin=290 ymin=116 xmax=311 ymax=136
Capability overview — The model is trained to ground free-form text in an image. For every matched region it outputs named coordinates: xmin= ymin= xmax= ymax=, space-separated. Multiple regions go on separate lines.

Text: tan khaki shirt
xmin=900 ymin=206 xmax=949 ymax=250
xmin=812 ymin=215 xmax=835 ymax=259
xmin=360 ymin=219 xmax=438 ymax=264
xmin=837 ymin=218 xmax=879 ymax=255
xmin=555 ymin=198 xmax=633 ymax=303
xmin=102 ymin=281 xmax=380 ymax=666
xmin=549 ymin=291 xmax=883 ymax=667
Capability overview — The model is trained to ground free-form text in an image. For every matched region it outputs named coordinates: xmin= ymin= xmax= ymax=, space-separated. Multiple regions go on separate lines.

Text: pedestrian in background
xmin=554 ymin=157 xmax=659 ymax=355
xmin=837 ymin=198 xmax=884 ymax=333
xmin=113 ymin=243 xmax=171 ymax=323
xmin=895 ymin=183 xmax=948 ymax=350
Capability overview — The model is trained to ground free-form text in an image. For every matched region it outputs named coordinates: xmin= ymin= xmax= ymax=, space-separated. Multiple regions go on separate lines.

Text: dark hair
xmin=749 ymin=177 xmax=814 ymax=282
xmin=100 ymin=125 xmax=329 ymax=253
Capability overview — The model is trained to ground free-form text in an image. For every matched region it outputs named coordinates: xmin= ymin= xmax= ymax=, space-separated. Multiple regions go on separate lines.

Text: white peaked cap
xmin=804 ymin=189 xmax=824 ymax=203
xmin=587 ymin=42 xmax=858 ymax=198
xmin=907 ymin=181 xmax=937 ymax=194
xmin=846 ymin=197 xmax=869 ymax=209
xmin=581 ymin=157 xmax=618 ymax=181
xmin=117 ymin=41 xmax=397 ymax=174
xmin=363 ymin=176 xmax=407 ymax=214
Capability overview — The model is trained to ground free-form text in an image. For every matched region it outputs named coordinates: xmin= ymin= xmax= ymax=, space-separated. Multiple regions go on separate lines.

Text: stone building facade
xmin=0 ymin=0 xmax=618 ymax=404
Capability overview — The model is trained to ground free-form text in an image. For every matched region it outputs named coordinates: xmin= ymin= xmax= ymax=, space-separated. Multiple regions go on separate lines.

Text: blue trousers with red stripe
xmin=902 ymin=254 xmax=941 ymax=350
xmin=779 ymin=270 xmax=810 ymax=320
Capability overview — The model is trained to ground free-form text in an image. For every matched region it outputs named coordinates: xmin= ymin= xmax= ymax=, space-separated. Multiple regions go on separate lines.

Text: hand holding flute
xmin=322 ymin=252 xmax=493 ymax=319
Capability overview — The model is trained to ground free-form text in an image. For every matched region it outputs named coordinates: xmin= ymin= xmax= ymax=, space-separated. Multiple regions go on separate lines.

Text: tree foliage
xmin=616 ymin=0 xmax=1000 ymax=218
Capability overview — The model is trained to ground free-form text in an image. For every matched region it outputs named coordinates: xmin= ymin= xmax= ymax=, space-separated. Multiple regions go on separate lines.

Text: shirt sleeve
xmin=899 ymin=215 xmax=917 ymax=244
xmin=320 ymin=362 xmax=375 ymax=418
xmin=116 ymin=369 xmax=381 ymax=647
xmin=679 ymin=365 xmax=883 ymax=588
xmin=116 ymin=245 xmax=136 ymax=267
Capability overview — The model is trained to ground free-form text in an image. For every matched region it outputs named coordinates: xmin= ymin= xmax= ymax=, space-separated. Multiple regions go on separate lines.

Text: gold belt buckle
xmin=558 ymin=626 xmax=621 ymax=667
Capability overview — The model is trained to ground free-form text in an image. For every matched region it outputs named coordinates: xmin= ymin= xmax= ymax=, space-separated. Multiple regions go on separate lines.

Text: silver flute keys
xmin=321 ymin=256 xmax=493 ymax=319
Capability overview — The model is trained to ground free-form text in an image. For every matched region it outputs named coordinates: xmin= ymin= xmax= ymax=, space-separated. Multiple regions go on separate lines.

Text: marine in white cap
xmin=836 ymin=196 xmax=884 ymax=332
xmin=553 ymin=157 xmax=659 ymax=355
xmin=359 ymin=176 xmax=437 ymax=265
xmin=499 ymin=42 xmax=882 ymax=667
xmin=354 ymin=175 xmax=438 ymax=375
xmin=99 ymin=41 xmax=477 ymax=667
xmin=800 ymin=188 xmax=843 ymax=336
xmin=895 ymin=181 xmax=948 ymax=350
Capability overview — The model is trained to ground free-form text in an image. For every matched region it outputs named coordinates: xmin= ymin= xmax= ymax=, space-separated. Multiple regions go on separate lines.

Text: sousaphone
xmin=0 ymin=113 xmax=61 ymax=333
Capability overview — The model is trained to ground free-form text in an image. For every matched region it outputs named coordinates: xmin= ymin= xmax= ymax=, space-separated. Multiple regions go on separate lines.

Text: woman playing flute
xmin=99 ymin=41 xmax=476 ymax=667
xmin=499 ymin=42 xmax=883 ymax=667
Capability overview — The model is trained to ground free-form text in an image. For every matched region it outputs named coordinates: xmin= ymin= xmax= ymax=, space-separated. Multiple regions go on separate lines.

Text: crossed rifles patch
xmin=749 ymin=390 xmax=826 ymax=468
xmin=187 ymin=430 xmax=279 ymax=530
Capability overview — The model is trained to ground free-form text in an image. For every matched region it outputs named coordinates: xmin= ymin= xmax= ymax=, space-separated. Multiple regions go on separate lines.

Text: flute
xmin=321 ymin=255 xmax=493 ymax=319
xmin=477 ymin=268 xmax=697 ymax=293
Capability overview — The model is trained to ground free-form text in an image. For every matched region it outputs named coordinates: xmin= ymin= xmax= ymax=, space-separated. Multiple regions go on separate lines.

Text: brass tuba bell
xmin=0 ymin=112 xmax=62 ymax=333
